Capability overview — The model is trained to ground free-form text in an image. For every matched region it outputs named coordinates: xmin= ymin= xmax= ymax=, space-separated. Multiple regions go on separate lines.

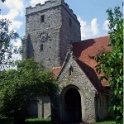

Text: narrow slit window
xmin=40 ymin=44 xmax=43 ymax=51
xmin=41 ymin=15 xmax=45 ymax=22
xmin=69 ymin=65 xmax=73 ymax=75
xmin=69 ymin=18 xmax=72 ymax=26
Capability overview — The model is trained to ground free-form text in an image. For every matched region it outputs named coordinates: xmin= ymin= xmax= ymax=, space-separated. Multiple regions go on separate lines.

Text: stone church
xmin=23 ymin=0 xmax=111 ymax=123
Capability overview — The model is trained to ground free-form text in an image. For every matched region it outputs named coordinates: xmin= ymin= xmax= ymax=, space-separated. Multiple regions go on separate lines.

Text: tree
xmin=0 ymin=19 xmax=20 ymax=70
xmin=0 ymin=58 xmax=59 ymax=123
xmin=95 ymin=7 xmax=123 ymax=123
xmin=0 ymin=0 xmax=20 ymax=71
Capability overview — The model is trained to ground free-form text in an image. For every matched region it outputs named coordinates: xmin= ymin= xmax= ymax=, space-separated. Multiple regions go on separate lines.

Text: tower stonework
xmin=23 ymin=0 xmax=81 ymax=68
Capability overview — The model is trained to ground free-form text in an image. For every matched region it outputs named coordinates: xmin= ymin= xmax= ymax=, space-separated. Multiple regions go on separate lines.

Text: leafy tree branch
xmin=95 ymin=6 xmax=123 ymax=123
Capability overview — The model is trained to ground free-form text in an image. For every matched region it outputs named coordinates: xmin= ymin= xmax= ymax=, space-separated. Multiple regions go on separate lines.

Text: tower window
xmin=40 ymin=44 xmax=43 ymax=51
xmin=26 ymin=16 xmax=29 ymax=23
xmin=41 ymin=15 xmax=45 ymax=22
xmin=69 ymin=18 xmax=72 ymax=26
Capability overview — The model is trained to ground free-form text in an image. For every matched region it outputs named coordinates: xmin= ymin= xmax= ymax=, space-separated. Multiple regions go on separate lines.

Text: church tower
xmin=23 ymin=0 xmax=81 ymax=68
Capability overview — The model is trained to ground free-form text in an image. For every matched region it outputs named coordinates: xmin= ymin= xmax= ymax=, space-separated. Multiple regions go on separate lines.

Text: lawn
xmin=0 ymin=117 xmax=116 ymax=124
xmin=25 ymin=118 xmax=51 ymax=124
xmin=96 ymin=120 xmax=116 ymax=124
xmin=25 ymin=118 xmax=116 ymax=124
xmin=0 ymin=117 xmax=51 ymax=124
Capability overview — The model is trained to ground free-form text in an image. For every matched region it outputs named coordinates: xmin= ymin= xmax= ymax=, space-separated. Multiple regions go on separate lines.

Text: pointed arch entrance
xmin=62 ymin=86 xmax=82 ymax=123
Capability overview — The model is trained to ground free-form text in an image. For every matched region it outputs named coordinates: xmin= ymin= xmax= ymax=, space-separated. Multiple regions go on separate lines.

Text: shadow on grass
xmin=0 ymin=118 xmax=13 ymax=124
xmin=25 ymin=120 xmax=51 ymax=124
xmin=25 ymin=118 xmax=51 ymax=124
xmin=25 ymin=121 xmax=51 ymax=124
xmin=0 ymin=121 xmax=51 ymax=124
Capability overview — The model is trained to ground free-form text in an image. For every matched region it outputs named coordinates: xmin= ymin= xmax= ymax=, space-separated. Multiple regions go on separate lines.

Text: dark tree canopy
xmin=0 ymin=58 xmax=59 ymax=122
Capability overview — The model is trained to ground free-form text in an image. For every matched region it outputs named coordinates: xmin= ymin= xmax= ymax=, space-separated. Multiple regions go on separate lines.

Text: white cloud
xmin=0 ymin=0 xmax=25 ymax=33
xmin=103 ymin=20 xmax=109 ymax=31
xmin=3 ymin=9 xmax=19 ymax=20
xmin=9 ymin=20 xmax=23 ymax=31
xmin=1 ymin=0 xmax=25 ymax=23
xmin=12 ymin=38 xmax=22 ymax=48
xmin=30 ymin=0 xmax=48 ymax=6
xmin=91 ymin=18 xmax=99 ymax=35
xmin=11 ymin=38 xmax=22 ymax=61
xmin=78 ymin=16 xmax=99 ymax=40
xmin=4 ymin=0 xmax=24 ymax=11
xmin=0 ymin=12 xmax=23 ymax=32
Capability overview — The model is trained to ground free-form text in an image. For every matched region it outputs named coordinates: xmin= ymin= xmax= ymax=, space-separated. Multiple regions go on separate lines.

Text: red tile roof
xmin=51 ymin=67 xmax=61 ymax=77
xmin=51 ymin=36 xmax=111 ymax=93
xmin=74 ymin=57 xmax=109 ymax=93
xmin=72 ymin=36 xmax=111 ymax=87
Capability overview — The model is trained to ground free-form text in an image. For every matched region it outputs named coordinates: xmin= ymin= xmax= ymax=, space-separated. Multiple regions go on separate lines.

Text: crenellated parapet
xmin=62 ymin=1 xmax=78 ymax=22
xmin=26 ymin=0 xmax=62 ymax=15
xmin=26 ymin=0 xmax=78 ymax=21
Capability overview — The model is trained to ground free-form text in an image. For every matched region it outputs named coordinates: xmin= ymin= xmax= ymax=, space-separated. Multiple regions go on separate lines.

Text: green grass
xmin=0 ymin=117 xmax=116 ymax=124
xmin=0 ymin=117 xmax=51 ymax=124
xmin=26 ymin=118 xmax=116 ymax=124
xmin=25 ymin=117 xmax=51 ymax=124
xmin=96 ymin=120 xmax=116 ymax=124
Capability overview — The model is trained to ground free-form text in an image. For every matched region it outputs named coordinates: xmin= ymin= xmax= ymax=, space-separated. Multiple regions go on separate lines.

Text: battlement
xmin=26 ymin=0 xmax=61 ymax=15
xmin=26 ymin=0 xmax=78 ymax=21
xmin=62 ymin=1 xmax=78 ymax=22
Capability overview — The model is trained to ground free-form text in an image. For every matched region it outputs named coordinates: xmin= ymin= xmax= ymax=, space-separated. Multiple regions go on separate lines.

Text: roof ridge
xmin=82 ymin=35 xmax=109 ymax=41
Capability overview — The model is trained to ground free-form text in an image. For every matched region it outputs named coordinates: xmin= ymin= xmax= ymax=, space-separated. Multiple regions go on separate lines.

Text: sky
xmin=0 ymin=0 xmax=122 ymax=42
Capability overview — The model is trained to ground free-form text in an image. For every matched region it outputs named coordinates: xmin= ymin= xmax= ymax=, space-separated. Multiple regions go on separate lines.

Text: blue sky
xmin=0 ymin=0 xmax=122 ymax=41
xmin=65 ymin=0 xmax=122 ymax=39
